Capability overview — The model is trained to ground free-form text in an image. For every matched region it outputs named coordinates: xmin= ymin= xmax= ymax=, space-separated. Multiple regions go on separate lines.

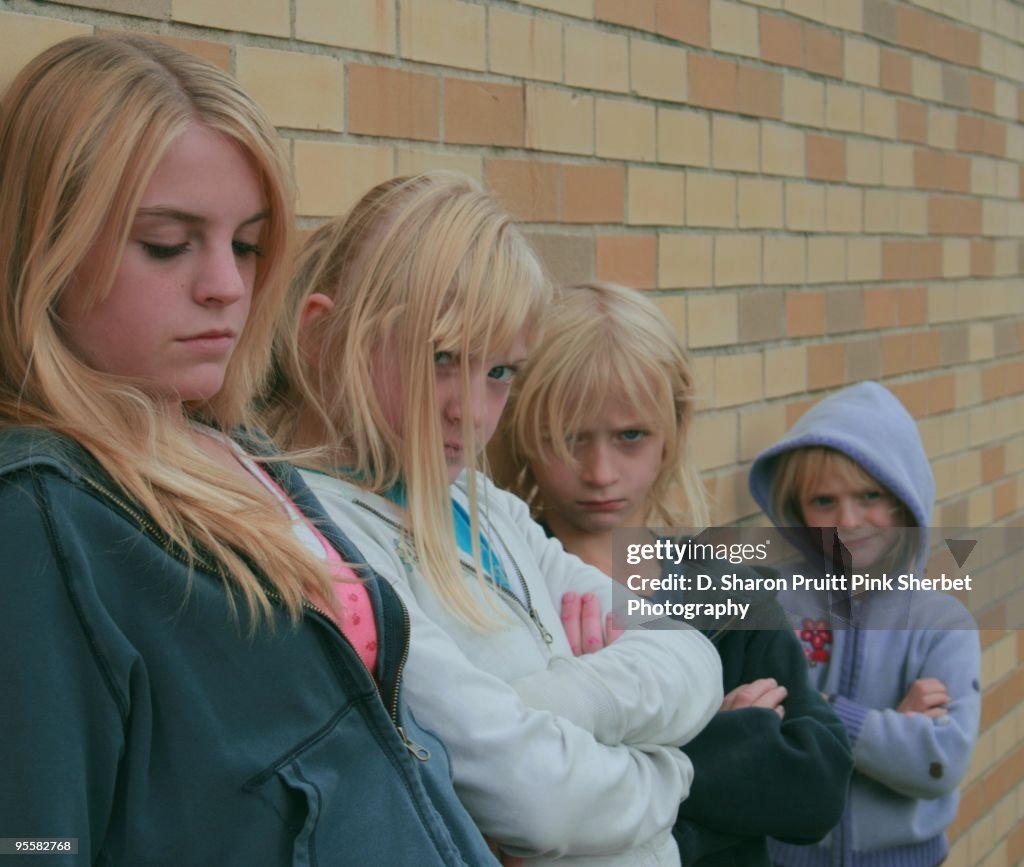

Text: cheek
xmin=532 ymin=459 xmax=579 ymax=497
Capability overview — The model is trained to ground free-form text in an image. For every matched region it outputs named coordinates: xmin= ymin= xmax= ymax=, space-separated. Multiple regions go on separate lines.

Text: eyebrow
xmin=135 ymin=208 xmax=270 ymax=227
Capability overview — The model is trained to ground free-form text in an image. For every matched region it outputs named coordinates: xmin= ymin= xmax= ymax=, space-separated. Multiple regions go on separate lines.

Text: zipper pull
xmin=396 ymin=725 xmax=431 ymax=762
xmin=529 ymin=607 xmax=554 ymax=644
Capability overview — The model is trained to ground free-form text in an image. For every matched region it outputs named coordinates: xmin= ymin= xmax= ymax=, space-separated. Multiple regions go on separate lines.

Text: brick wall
xmin=1 ymin=0 xmax=1021 ymax=863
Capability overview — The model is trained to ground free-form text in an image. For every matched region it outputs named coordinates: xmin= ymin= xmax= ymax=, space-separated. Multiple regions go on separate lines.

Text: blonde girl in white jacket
xmin=267 ymin=172 xmax=722 ymax=865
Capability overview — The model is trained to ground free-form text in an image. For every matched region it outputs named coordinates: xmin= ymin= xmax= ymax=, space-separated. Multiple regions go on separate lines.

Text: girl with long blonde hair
xmin=269 ymin=172 xmax=723 ymax=865
xmin=0 ymin=35 xmax=497 ymax=866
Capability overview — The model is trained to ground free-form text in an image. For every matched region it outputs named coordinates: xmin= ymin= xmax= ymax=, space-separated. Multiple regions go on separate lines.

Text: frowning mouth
xmin=578 ymin=499 xmax=626 ymax=512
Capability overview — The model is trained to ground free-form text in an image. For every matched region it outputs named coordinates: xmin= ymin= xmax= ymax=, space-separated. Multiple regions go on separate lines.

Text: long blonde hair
xmin=493 ymin=281 xmax=708 ymax=528
xmin=270 ymin=172 xmax=551 ymax=626
xmin=0 ymin=34 xmax=330 ymax=627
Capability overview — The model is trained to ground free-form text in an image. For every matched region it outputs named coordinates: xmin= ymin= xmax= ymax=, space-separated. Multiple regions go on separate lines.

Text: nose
xmin=579 ymin=441 xmax=617 ymax=488
xmin=442 ymin=370 xmax=486 ymax=430
xmin=193 ymin=243 xmax=248 ymax=306
xmin=834 ymin=497 xmax=862 ymax=528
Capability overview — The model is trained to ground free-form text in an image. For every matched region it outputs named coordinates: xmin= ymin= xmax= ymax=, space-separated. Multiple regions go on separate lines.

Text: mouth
xmin=443 ymin=442 xmax=464 ymax=460
xmin=177 ymin=329 xmax=236 ymax=351
xmin=578 ymin=499 xmax=626 ymax=512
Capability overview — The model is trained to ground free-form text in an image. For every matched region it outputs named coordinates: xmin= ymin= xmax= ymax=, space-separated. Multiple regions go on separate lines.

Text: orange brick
xmin=927 ymin=195 xmax=982 ymax=236
xmin=897 ymin=286 xmax=927 ymax=325
xmin=596 ymin=234 xmax=657 ymax=289
xmin=863 ymin=288 xmax=899 ymax=329
xmin=737 ymin=64 xmax=783 ymax=119
xmin=483 ymin=159 xmax=558 ymax=222
xmin=348 ymin=64 xmax=439 ymax=141
xmin=957 ymin=115 xmax=984 ymax=154
xmin=913 ymin=148 xmax=969 ymax=193
xmin=760 ymin=12 xmax=802 ymax=69
xmin=897 ymin=100 xmax=928 ymax=144
xmin=934 ymin=19 xmax=980 ymax=68
xmin=560 ymin=164 xmax=625 ymax=224
xmin=926 ymin=373 xmax=955 ymax=415
xmin=786 ymin=291 xmax=826 ymax=337
xmin=526 ymin=232 xmax=594 ymax=286
xmin=971 ymin=240 xmax=995 ymax=277
xmin=880 ymin=48 xmax=912 ymax=95
xmin=806 ymin=134 xmax=845 ymax=182
xmin=804 ymin=24 xmax=843 ymax=79
xmin=881 ymin=332 xmax=940 ymax=375
xmin=981 ymin=119 xmax=1006 ymax=158
xmin=950 ymin=782 xmax=985 ymax=839
xmin=887 ymin=380 xmax=927 ymax=418
xmin=444 ymin=78 xmax=523 ymax=147
xmin=895 ymin=5 xmax=929 ymax=55
xmin=688 ymin=54 xmax=737 ymax=111
xmin=657 ymin=0 xmax=709 ymax=47
xmin=981 ymin=445 xmax=1006 ymax=485
xmin=786 ymin=397 xmax=815 ymax=427
xmin=970 ymin=74 xmax=995 ymax=114
xmin=881 ymin=239 xmax=943 ymax=280
xmin=807 ymin=343 xmax=845 ymax=390
xmin=943 ymin=153 xmax=970 ymax=193
xmin=1010 ymin=817 xmax=1024 ymax=866
xmin=596 ymin=0 xmax=656 ymax=30
xmin=103 ymin=30 xmax=230 ymax=70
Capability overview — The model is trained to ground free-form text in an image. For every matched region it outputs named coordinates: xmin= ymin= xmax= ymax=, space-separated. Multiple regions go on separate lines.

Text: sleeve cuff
xmin=830 ymin=695 xmax=870 ymax=745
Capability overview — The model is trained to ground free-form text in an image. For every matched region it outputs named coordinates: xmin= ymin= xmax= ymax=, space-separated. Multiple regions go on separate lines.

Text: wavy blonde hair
xmin=269 ymin=172 xmax=551 ymax=626
xmin=0 ymin=34 xmax=331 ymax=628
xmin=492 ymin=281 xmax=708 ymax=528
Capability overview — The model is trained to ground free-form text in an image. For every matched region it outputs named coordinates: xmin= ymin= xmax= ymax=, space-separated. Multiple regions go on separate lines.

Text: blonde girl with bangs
xmin=494 ymin=282 xmax=853 ymax=866
xmin=0 ymin=35 xmax=499 ymax=866
xmin=750 ymin=382 xmax=980 ymax=867
xmin=269 ymin=172 xmax=723 ymax=866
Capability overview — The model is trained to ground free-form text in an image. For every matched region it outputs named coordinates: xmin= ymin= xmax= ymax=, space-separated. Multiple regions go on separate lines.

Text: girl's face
xmin=60 ymin=123 xmax=267 ymax=407
xmin=372 ymin=330 xmax=529 ymax=483
xmin=532 ymin=395 xmax=665 ymax=535
xmin=799 ymin=465 xmax=901 ymax=571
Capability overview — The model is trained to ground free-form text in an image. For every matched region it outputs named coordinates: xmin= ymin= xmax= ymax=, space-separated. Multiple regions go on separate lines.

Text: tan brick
xmin=596 ymin=0 xmax=656 ymax=29
xmin=565 ymin=23 xmax=629 ymax=93
xmin=0 ymin=13 xmax=92 ymax=93
xmin=863 ymin=90 xmax=897 ymax=138
xmin=397 ymin=148 xmax=482 ymax=180
xmin=882 ymin=142 xmax=914 ymax=187
xmin=864 ymin=189 xmax=899 ymax=233
xmin=847 ymin=138 xmax=882 ymax=185
xmin=760 ymin=12 xmax=802 ymax=68
xmin=847 ymin=237 xmax=881 ymax=281
xmin=712 ymin=116 xmax=760 ymax=172
xmin=657 ymin=108 xmax=710 ymax=166
xmin=737 ymin=64 xmax=783 ymax=119
xmin=806 ymin=342 xmax=845 ymax=390
xmin=484 ymin=159 xmax=559 ymax=222
xmin=942 ymin=238 xmax=971 ymax=278
xmin=826 ymin=185 xmax=862 ymax=232
xmin=898 ymin=192 xmax=927 ymax=235
xmin=596 ymin=234 xmax=657 ymax=288
xmin=787 ymin=290 xmax=826 ymax=336
xmin=762 ymin=123 xmax=805 ymax=177
xmin=927 ymin=108 xmax=957 ymax=150
xmin=807 ymin=133 xmax=845 ymax=181
xmin=764 ymin=236 xmax=806 ymax=284
xmin=627 ymin=167 xmax=686 ymax=226
xmin=807 ymin=235 xmax=846 ymax=283
xmin=526 ymin=232 xmax=595 ymax=285
xmin=444 ymin=78 xmax=523 ymax=147
xmin=348 ymin=64 xmax=438 ymax=141
xmin=629 ymin=37 xmax=688 ymax=103
xmin=826 ymin=286 xmax=864 ymax=334
xmin=296 ymin=0 xmax=395 ymax=53
xmin=687 ymin=173 xmax=737 ymax=228
xmin=294 ymin=140 xmax=394 ymax=217
xmin=527 ymin=86 xmax=594 ymax=155
xmin=399 ymin=0 xmax=486 ymax=70
xmin=785 ymin=0 xmax=828 ymax=23
xmin=846 ymin=336 xmax=882 ymax=381
xmin=659 ymin=234 xmax=714 ymax=288
xmin=711 ymin=0 xmax=761 ymax=58
xmin=691 ymin=411 xmax=739 ymax=471
xmin=96 ymin=30 xmax=231 ymax=70
xmin=715 ymin=352 xmax=763 ymax=407
xmin=844 ymin=36 xmax=879 ymax=87
xmin=688 ymin=293 xmax=739 ymax=348
xmin=785 ymin=181 xmax=826 ymax=231
xmin=912 ymin=56 xmax=944 ymax=102
xmin=783 ymin=74 xmax=825 ymax=127
xmin=489 ymin=7 xmax=563 ymax=83
xmin=714 ymin=234 xmax=762 ymax=287
xmin=657 ymin=0 xmax=711 ymax=47
xmin=172 ymin=0 xmax=289 ymax=36
xmin=561 ymin=164 xmax=625 ymax=224
xmin=804 ymin=24 xmax=844 ymax=79
xmin=61 ymin=0 xmax=168 ymax=17
xmin=235 ymin=47 xmax=343 ymax=132
xmin=994 ymin=80 xmax=1017 ymax=121
xmin=740 ymin=403 xmax=788 ymax=461
xmin=688 ymin=54 xmax=738 ymax=112
xmin=765 ymin=346 xmax=807 ymax=398
xmin=738 ymin=289 xmax=785 ymax=342
xmin=739 ymin=178 xmax=784 ymax=228
xmin=825 ymin=83 xmax=862 ymax=133
xmin=519 ymin=0 xmax=593 ymax=17
xmin=597 ymin=100 xmax=661 ymax=161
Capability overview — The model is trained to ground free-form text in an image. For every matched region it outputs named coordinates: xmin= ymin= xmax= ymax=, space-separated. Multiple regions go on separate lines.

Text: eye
xmin=232 ymin=240 xmax=264 ymax=258
xmin=807 ymin=495 xmax=834 ymax=510
xmin=487 ymin=364 xmax=518 ymax=384
xmin=434 ymin=350 xmax=455 ymax=366
xmin=141 ymin=241 xmax=189 ymax=259
xmin=618 ymin=429 xmax=648 ymax=443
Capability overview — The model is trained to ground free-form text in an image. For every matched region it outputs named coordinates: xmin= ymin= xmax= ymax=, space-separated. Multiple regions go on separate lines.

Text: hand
xmin=484 ymin=837 xmax=524 ymax=867
xmin=561 ymin=592 xmax=623 ymax=656
xmin=896 ymin=677 xmax=950 ymax=718
xmin=721 ymin=678 xmax=787 ymax=719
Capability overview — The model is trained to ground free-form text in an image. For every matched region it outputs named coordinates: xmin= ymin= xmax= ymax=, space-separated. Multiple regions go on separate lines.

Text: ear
xmin=298 ymin=293 xmax=335 ymax=370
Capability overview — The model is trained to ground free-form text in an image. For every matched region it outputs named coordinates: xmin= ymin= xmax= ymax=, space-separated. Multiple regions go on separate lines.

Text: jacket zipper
xmin=81 ymin=475 xmax=430 ymax=762
xmin=354 ymin=497 xmax=554 ymax=646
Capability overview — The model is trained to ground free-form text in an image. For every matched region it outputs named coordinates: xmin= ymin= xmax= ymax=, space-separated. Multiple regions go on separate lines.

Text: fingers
xmin=721 ymin=678 xmax=788 ymax=712
xmin=897 ymin=677 xmax=951 ymax=714
xmin=605 ymin=612 xmax=624 ymax=645
xmin=561 ymin=592 xmax=582 ymax=656
xmin=580 ymin=593 xmax=604 ymax=654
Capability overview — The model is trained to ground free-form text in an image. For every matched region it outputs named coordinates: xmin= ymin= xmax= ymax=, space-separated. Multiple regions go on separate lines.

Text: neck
xmin=544 ymin=513 xmax=616 ymax=577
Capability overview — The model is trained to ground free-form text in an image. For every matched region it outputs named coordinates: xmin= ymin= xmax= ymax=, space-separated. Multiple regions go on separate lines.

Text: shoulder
xmin=0 ymin=427 xmax=96 ymax=484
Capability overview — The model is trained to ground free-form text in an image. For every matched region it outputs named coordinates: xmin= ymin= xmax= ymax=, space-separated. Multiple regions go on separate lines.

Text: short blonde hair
xmin=270 ymin=172 xmax=552 ymax=626
xmin=493 ymin=281 xmax=708 ymax=528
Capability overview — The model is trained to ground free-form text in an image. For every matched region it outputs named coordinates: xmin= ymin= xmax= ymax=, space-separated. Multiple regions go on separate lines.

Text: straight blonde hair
xmin=492 ymin=281 xmax=708 ymax=528
xmin=269 ymin=172 xmax=552 ymax=626
xmin=0 ymin=34 xmax=331 ymax=627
